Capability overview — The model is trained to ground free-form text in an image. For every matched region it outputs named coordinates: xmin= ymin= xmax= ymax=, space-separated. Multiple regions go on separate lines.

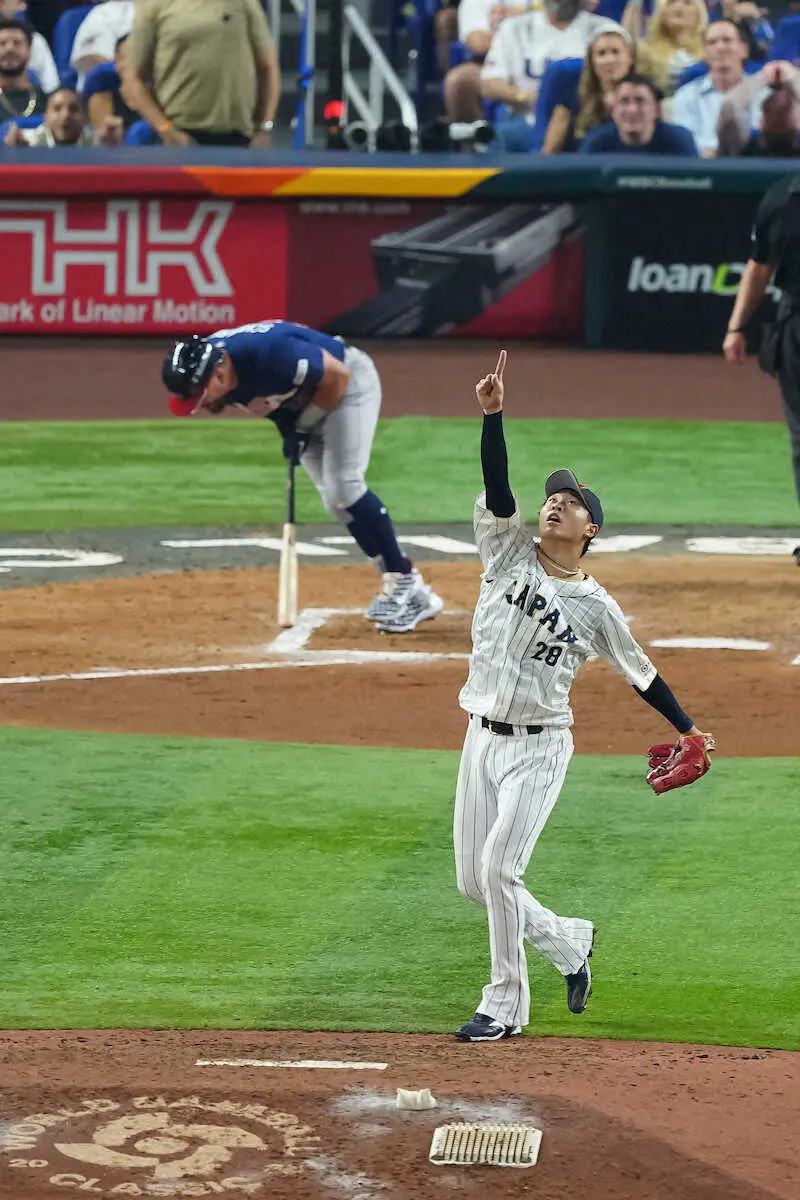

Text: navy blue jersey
xmin=210 ymin=321 xmax=346 ymax=414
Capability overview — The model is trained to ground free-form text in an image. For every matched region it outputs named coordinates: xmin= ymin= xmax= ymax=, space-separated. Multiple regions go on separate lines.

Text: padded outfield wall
xmin=0 ymin=149 xmax=790 ymax=350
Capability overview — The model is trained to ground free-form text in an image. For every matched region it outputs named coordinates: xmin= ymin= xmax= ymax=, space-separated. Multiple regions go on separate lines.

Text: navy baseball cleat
xmin=565 ymin=929 xmax=595 ymax=1015
xmin=455 ymin=1013 xmax=522 ymax=1042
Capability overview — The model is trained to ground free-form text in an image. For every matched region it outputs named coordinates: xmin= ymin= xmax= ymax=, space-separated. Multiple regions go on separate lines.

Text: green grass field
xmin=1 ymin=728 xmax=797 ymax=1049
xmin=1 ymin=410 xmax=796 ymax=1051
xmin=1 ymin=416 xmax=796 ymax=530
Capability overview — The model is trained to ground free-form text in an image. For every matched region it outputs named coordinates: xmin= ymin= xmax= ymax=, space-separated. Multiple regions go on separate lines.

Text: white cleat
xmin=376 ymin=577 xmax=444 ymax=634
xmin=366 ymin=572 xmax=402 ymax=622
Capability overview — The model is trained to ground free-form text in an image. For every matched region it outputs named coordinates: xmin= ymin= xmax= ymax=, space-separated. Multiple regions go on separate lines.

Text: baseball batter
xmin=454 ymin=350 xmax=713 ymax=1042
xmin=161 ymin=321 xmax=442 ymax=633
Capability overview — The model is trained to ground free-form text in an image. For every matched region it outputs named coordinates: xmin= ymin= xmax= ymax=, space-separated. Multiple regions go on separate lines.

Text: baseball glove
xmin=646 ymin=733 xmax=715 ymax=794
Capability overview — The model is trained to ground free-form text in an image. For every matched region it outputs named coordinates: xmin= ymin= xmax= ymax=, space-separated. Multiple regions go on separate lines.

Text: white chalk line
xmin=0 ymin=651 xmax=471 ymax=688
xmin=195 ymin=1059 xmax=387 ymax=1070
xmin=649 ymin=637 xmax=772 ymax=651
xmin=0 ymin=603 xmax=795 ymax=689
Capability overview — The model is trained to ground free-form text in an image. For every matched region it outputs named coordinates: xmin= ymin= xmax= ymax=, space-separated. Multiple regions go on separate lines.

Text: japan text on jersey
xmin=459 ymin=496 xmax=655 ymax=727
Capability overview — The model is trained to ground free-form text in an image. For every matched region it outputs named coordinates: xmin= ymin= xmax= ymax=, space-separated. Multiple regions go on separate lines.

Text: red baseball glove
xmin=646 ymin=733 xmax=715 ymax=794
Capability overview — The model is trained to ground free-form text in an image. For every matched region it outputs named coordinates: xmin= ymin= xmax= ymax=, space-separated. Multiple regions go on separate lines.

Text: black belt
xmin=479 ymin=716 xmax=543 ymax=736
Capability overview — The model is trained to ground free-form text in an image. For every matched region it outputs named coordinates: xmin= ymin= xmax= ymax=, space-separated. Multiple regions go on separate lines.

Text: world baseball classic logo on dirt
xmin=0 ymin=200 xmax=289 ymax=334
xmin=0 ymin=1095 xmax=320 ymax=1196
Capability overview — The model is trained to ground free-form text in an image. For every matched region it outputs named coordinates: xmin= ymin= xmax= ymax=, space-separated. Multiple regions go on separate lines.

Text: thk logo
xmin=0 ymin=199 xmax=233 ymax=297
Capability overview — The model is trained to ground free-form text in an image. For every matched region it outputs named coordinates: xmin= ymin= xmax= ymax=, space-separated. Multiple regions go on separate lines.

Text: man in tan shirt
xmin=126 ymin=0 xmax=280 ymax=148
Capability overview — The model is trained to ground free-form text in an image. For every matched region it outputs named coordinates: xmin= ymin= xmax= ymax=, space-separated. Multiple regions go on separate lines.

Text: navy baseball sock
xmin=346 ymin=519 xmax=381 ymax=563
xmin=346 ymin=490 xmax=412 ymax=575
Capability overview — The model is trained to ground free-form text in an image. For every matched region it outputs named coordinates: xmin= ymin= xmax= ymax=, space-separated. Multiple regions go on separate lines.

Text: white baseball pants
xmin=453 ymin=718 xmax=594 ymax=1028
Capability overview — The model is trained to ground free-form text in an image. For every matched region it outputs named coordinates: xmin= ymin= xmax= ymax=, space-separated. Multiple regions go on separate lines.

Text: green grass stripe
xmin=1 ymin=727 xmax=797 ymax=1047
xmin=0 ymin=416 xmax=795 ymax=530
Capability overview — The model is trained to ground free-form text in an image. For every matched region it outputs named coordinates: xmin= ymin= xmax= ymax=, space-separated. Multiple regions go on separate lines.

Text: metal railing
xmin=342 ymin=4 xmax=418 ymax=152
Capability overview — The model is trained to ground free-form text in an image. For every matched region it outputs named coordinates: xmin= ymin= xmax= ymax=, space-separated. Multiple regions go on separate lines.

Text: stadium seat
xmin=448 ymin=40 xmax=471 ymax=70
xmin=675 ymin=61 xmax=709 ymax=90
xmin=0 ymin=114 xmax=45 ymax=142
xmin=674 ymin=59 xmax=763 ymax=92
xmin=389 ymin=0 xmax=440 ymax=114
xmin=124 ymin=119 xmax=160 ymax=147
xmin=82 ymin=61 xmax=120 ymax=100
xmin=529 ymin=57 xmax=583 ymax=152
xmin=53 ymin=5 xmax=93 ymax=89
xmin=767 ymin=14 xmax=800 ymax=61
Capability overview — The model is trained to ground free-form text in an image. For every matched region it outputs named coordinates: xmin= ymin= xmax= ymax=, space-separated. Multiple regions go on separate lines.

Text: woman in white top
xmin=623 ymin=0 xmax=706 ymax=96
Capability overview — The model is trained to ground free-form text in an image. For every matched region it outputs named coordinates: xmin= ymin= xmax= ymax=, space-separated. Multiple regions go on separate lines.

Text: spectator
xmin=4 ymin=83 xmax=124 ymax=143
xmin=444 ymin=0 xmax=533 ymax=124
xmin=0 ymin=1 xmax=57 ymax=90
xmin=718 ymin=59 xmax=800 ymax=155
xmin=707 ymin=1 xmax=773 ymax=62
xmin=85 ymin=34 xmax=138 ymax=131
xmin=71 ymin=0 xmax=134 ymax=84
xmin=580 ymin=70 xmax=698 ymax=150
xmin=543 ymin=25 xmax=633 ymax=150
xmin=623 ymin=0 xmax=706 ymax=95
xmin=481 ymin=0 xmax=622 ymax=149
xmin=671 ymin=19 xmax=767 ymax=155
xmin=125 ymin=0 xmax=280 ymax=148
xmin=0 ymin=17 xmax=46 ymax=119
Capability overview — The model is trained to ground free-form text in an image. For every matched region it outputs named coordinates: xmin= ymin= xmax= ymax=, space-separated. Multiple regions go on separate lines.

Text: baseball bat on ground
xmin=278 ymin=457 xmax=298 ymax=627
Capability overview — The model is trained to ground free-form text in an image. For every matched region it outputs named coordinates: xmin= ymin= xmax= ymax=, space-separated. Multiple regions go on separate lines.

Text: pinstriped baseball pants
xmin=453 ymin=718 xmax=595 ymax=1029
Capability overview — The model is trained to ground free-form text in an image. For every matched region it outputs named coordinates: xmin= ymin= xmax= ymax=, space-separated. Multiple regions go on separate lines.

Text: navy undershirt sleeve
xmin=634 ymin=673 xmax=694 ymax=734
xmin=481 ymin=412 xmax=515 ymax=518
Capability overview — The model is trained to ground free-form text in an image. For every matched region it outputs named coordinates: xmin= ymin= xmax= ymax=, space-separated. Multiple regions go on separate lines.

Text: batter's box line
xmin=263 ymin=606 xmax=471 ymax=655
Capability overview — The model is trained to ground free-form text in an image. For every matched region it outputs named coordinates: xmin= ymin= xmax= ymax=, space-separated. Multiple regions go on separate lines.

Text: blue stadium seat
xmin=675 ymin=61 xmax=709 ymax=90
xmin=82 ymin=61 xmax=120 ymax=99
xmin=674 ymin=59 xmax=763 ymax=92
xmin=125 ymin=119 xmax=160 ymax=147
xmin=53 ymin=5 xmax=93 ymax=89
xmin=389 ymin=0 xmax=440 ymax=114
xmin=530 ymin=57 xmax=583 ymax=151
xmin=767 ymin=14 xmax=800 ymax=61
xmin=0 ymin=114 xmax=45 ymax=142
xmin=448 ymin=40 xmax=471 ymax=70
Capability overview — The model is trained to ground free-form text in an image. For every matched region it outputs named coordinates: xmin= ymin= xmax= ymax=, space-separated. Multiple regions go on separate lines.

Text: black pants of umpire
xmin=776 ymin=316 xmax=800 ymax=514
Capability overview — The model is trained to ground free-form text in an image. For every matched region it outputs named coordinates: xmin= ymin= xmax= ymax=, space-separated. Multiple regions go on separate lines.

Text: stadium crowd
xmin=0 ymin=0 xmax=798 ymax=155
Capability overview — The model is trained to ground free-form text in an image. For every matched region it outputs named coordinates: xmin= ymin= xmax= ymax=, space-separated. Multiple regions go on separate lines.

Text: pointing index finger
xmin=495 ymin=349 xmax=507 ymax=379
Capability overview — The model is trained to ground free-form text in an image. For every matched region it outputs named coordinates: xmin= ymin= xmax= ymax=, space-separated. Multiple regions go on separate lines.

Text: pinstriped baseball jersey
xmin=458 ymin=494 xmax=656 ymax=726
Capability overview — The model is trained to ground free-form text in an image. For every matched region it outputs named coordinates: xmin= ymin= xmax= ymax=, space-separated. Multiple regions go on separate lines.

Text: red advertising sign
xmin=0 ymin=198 xmax=287 ymax=333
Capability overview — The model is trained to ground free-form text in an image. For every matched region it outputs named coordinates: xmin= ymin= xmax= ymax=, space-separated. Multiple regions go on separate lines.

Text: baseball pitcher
xmin=454 ymin=350 xmax=715 ymax=1042
xmin=162 ymin=321 xmax=442 ymax=633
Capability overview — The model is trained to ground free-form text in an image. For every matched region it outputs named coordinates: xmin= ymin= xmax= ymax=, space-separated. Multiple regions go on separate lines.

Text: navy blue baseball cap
xmin=545 ymin=469 xmax=604 ymax=530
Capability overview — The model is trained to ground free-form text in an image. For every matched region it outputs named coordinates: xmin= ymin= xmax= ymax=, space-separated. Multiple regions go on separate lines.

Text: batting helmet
xmin=162 ymin=335 xmax=223 ymax=415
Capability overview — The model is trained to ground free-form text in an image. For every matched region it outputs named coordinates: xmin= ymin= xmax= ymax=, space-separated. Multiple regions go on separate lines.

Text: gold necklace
xmin=537 ymin=544 xmax=582 ymax=577
xmin=0 ymin=87 xmax=37 ymax=118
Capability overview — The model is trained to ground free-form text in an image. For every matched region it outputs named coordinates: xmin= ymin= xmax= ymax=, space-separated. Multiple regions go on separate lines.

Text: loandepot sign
xmin=627 ymin=256 xmax=780 ymax=299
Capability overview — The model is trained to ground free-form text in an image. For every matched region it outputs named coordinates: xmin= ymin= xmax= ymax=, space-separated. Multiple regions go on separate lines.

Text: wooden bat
xmin=277 ymin=457 xmax=298 ymax=627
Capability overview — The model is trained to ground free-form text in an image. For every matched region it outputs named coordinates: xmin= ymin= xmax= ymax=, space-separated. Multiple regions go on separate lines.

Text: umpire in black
xmin=723 ymin=174 xmax=800 ymax=566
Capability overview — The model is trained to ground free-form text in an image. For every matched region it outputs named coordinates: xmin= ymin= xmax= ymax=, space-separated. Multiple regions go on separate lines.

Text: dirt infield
xmin=2 ymin=338 xmax=796 ymax=1199
xmin=1 ymin=1030 xmax=797 ymax=1200
xmin=0 ymin=555 xmax=796 ymax=754
xmin=0 ymin=337 xmax=783 ymax=422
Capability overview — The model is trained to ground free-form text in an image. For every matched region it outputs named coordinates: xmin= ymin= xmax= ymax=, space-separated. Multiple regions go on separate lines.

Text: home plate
xmin=195 ymin=1058 xmax=388 ymax=1070
xmin=429 ymin=1123 xmax=542 ymax=1167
